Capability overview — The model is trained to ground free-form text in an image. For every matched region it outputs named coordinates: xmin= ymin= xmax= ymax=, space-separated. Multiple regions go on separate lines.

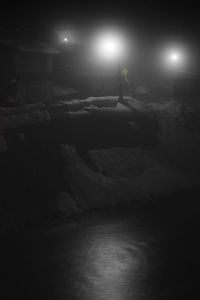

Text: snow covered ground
xmin=0 ymin=97 xmax=143 ymax=151
xmin=55 ymin=97 xmax=200 ymax=214
xmin=58 ymin=143 xmax=200 ymax=215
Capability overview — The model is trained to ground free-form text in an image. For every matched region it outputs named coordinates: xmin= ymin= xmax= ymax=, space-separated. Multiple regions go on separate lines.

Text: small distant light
xmin=161 ymin=47 xmax=186 ymax=70
xmin=64 ymin=37 xmax=68 ymax=42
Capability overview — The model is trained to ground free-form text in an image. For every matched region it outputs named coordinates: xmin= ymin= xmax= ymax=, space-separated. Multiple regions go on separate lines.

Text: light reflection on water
xmin=71 ymin=224 xmax=149 ymax=300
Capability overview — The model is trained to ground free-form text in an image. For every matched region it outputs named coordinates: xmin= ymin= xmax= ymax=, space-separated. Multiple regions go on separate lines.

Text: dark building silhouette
xmin=0 ymin=39 xmax=59 ymax=106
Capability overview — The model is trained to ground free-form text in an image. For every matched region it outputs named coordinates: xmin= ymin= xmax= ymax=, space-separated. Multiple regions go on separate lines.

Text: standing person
xmin=116 ymin=65 xmax=131 ymax=103
xmin=121 ymin=67 xmax=131 ymax=96
xmin=116 ymin=62 xmax=124 ymax=103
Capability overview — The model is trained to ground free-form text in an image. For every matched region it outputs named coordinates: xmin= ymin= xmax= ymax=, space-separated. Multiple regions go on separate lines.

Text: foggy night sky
xmin=0 ymin=1 xmax=199 ymax=43
xmin=0 ymin=0 xmax=199 ymax=74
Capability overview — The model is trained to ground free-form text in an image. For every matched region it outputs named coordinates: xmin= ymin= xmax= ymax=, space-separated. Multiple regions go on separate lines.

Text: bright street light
xmin=93 ymin=30 xmax=127 ymax=62
xmin=169 ymin=52 xmax=179 ymax=62
xmin=167 ymin=50 xmax=183 ymax=66
xmin=161 ymin=46 xmax=187 ymax=71
xmin=92 ymin=29 xmax=129 ymax=102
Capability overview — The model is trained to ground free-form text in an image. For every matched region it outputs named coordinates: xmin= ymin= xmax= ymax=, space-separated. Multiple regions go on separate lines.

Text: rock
xmin=30 ymin=110 xmax=51 ymax=123
xmin=129 ymin=121 xmax=139 ymax=131
xmin=56 ymin=192 xmax=80 ymax=215
xmin=124 ymin=97 xmax=149 ymax=113
xmin=0 ymin=117 xmax=13 ymax=131
xmin=0 ymin=135 xmax=7 ymax=152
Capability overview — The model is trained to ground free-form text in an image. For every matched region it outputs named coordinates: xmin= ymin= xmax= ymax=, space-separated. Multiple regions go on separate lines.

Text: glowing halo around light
xmin=93 ymin=30 xmax=127 ymax=62
xmin=165 ymin=48 xmax=185 ymax=67
xmin=158 ymin=45 xmax=190 ymax=72
xmin=169 ymin=52 xmax=179 ymax=62
xmin=167 ymin=51 xmax=183 ymax=65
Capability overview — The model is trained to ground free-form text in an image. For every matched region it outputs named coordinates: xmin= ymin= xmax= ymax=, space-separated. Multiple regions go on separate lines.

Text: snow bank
xmin=56 ymin=192 xmax=80 ymax=215
xmin=47 ymin=97 xmax=142 ymax=120
xmin=0 ymin=97 xmax=148 ymax=132
xmin=88 ymin=148 xmax=153 ymax=180
xmin=60 ymin=144 xmax=199 ymax=212
xmin=81 ymin=96 xmax=118 ymax=108
xmin=84 ymin=102 xmax=132 ymax=116
xmin=59 ymin=100 xmax=84 ymax=111
xmin=124 ymin=97 xmax=149 ymax=113
xmin=64 ymin=110 xmax=90 ymax=118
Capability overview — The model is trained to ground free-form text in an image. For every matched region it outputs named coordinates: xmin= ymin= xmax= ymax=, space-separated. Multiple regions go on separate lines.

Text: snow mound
xmin=81 ymin=96 xmax=118 ymax=108
xmin=64 ymin=110 xmax=89 ymax=118
xmin=61 ymin=145 xmax=199 ymax=211
xmin=148 ymin=99 xmax=182 ymax=116
xmin=56 ymin=192 xmax=80 ymax=215
xmin=84 ymin=102 xmax=132 ymax=115
xmin=88 ymin=148 xmax=154 ymax=180
xmin=124 ymin=97 xmax=149 ymax=113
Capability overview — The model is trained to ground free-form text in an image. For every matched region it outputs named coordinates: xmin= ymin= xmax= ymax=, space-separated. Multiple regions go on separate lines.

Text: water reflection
xmin=70 ymin=224 xmax=149 ymax=300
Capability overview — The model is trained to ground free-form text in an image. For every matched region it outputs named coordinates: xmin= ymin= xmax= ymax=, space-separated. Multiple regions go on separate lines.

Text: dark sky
xmin=0 ymin=0 xmax=199 ymax=45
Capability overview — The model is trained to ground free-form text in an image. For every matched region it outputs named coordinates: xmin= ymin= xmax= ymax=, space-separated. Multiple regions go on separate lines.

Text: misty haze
xmin=0 ymin=1 xmax=200 ymax=299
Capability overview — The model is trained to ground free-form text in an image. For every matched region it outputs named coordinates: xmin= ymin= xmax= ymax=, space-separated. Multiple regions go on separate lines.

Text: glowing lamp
xmin=93 ymin=31 xmax=126 ymax=62
xmin=170 ymin=53 xmax=179 ymax=62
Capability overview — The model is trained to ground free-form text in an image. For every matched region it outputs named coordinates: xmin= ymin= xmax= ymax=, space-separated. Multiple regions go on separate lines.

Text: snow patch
xmin=61 ymin=145 xmax=199 ymax=211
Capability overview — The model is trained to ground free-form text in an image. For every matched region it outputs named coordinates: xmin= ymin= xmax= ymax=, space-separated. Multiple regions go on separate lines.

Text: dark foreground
xmin=1 ymin=193 xmax=200 ymax=300
xmin=1 ymin=108 xmax=200 ymax=299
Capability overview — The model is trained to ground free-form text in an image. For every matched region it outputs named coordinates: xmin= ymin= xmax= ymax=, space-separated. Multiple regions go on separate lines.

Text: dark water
xmin=2 ymin=205 xmax=200 ymax=300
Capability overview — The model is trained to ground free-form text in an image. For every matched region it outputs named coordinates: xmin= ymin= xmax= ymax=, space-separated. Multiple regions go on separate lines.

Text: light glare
xmin=94 ymin=31 xmax=126 ymax=61
xmin=159 ymin=45 xmax=188 ymax=72
xmin=170 ymin=53 xmax=179 ymax=61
